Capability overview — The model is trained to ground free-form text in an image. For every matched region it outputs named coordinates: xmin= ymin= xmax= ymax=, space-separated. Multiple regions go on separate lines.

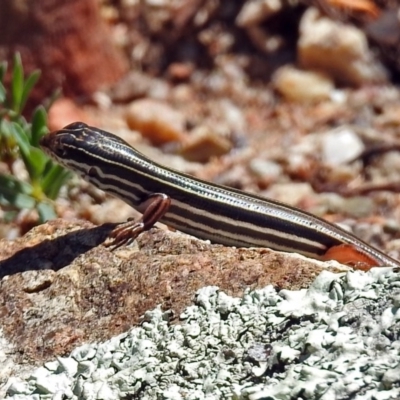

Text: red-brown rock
xmin=0 ymin=0 xmax=128 ymax=112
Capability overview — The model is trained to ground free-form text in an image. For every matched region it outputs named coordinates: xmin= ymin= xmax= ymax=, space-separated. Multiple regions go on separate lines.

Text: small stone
xmin=167 ymin=62 xmax=194 ymax=81
xmin=376 ymin=104 xmax=400 ymax=127
xmin=236 ymin=0 xmax=283 ymax=27
xmin=298 ymin=8 xmax=387 ymax=86
xmin=377 ymin=152 xmax=400 ymax=181
xmin=219 ymin=99 xmax=246 ymax=133
xmin=180 ymin=125 xmax=232 ymax=162
xmin=273 ymin=65 xmax=334 ymax=103
xmin=319 ymin=193 xmax=374 ymax=218
xmin=341 ymin=197 xmax=374 ymax=218
xmin=96 ymin=383 xmax=120 ymax=400
xmin=109 ymin=73 xmax=149 ymax=102
xmin=321 ymin=127 xmax=364 ymax=166
xmin=249 ymin=158 xmax=283 ymax=181
xmin=263 ymin=182 xmax=314 ymax=206
xmin=125 ymin=99 xmax=186 ymax=145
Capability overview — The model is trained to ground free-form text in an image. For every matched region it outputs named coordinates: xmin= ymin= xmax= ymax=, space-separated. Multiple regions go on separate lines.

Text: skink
xmin=40 ymin=122 xmax=400 ymax=269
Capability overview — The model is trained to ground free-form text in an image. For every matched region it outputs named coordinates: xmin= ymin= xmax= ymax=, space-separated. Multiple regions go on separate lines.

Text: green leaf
xmin=10 ymin=122 xmax=30 ymax=156
xmin=31 ymin=105 xmax=48 ymax=147
xmin=22 ymin=146 xmax=49 ymax=181
xmin=37 ymin=201 xmax=57 ymax=223
xmin=0 ymin=174 xmax=36 ymax=209
xmin=0 ymin=120 xmax=20 ymax=155
xmin=0 ymin=81 xmax=6 ymax=103
xmin=41 ymin=164 xmax=72 ymax=199
xmin=20 ymin=70 xmax=40 ymax=114
xmin=0 ymin=173 xmax=31 ymax=193
xmin=11 ymin=53 xmax=24 ymax=114
xmin=10 ymin=121 xmax=47 ymax=181
xmin=12 ymin=192 xmax=36 ymax=209
xmin=0 ymin=53 xmax=71 ymax=226
xmin=0 ymin=61 xmax=7 ymax=82
xmin=0 ymin=119 xmax=12 ymax=140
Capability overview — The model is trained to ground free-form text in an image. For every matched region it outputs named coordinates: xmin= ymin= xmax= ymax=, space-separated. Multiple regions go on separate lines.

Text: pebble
xmin=298 ymin=8 xmax=387 ymax=86
xmin=318 ymin=193 xmax=374 ymax=218
xmin=236 ymin=0 xmax=283 ymax=27
xmin=219 ymin=99 xmax=246 ymax=133
xmin=179 ymin=125 xmax=232 ymax=163
xmin=249 ymin=158 xmax=283 ymax=181
xmin=263 ymin=182 xmax=314 ymax=205
xmin=125 ymin=99 xmax=186 ymax=145
xmin=273 ymin=65 xmax=334 ymax=103
xmin=374 ymin=152 xmax=400 ymax=181
xmin=109 ymin=71 xmax=155 ymax=103
xmin=341 ymin=197 xmax=375 ymax=218
xmin=167 ymin=62 xmax=194 ymax=81
xmin=320 ymin=127 xmax=364 ymax=166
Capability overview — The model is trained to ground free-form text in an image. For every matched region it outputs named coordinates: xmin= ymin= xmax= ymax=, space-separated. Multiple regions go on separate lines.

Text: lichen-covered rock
xmin=0 ymin=219 xmax=333 ymax=396
xmin=5 ymin=268 xmax=400 ymax=399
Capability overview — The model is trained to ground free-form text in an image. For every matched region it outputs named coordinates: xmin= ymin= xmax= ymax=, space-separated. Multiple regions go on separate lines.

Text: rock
xmin=376 ymin=151 xmax=400 ymax=181
xmin=298 ymin=7 xmax=387 ymax=86
xmin=318 ymin=193 xmax=375 ymax=219
xmin=125 ymin=99 xmax=186 ymax=145
xmin=0 ymin=0 xmax=128 ymax=112
xmin=0 ymin=218 xmax=344 ymax=388
xmin=179 ymin=125 xmax=232 ymax=162
xmin=236 ymin=0 xmax=283 ymax=27
xmin=109 ymin=71 xmax=170 ymax=103
xmin=218 ymin=99 xmax=246 ymax=133
xmin=167 ymin=62 xmax=195 ymax=81
xmin=320 ymin=127 xmax=365 ymax=166
xmin=263 ymin=182 xmax=315 ymax=205
xmin=6 ymin=268 xmax=400 ymax=399
xmin=330 ymin=193 xmax=374 ymax=219
xmin=273 ymin=65 xmax=334 ymax=102
xmin=249 ymin=158 xmax=283 ymax=181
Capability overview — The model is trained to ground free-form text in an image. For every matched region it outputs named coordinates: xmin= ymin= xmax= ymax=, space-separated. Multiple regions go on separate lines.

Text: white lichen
xmin=5 ymin=268 xmax=400 ymax=399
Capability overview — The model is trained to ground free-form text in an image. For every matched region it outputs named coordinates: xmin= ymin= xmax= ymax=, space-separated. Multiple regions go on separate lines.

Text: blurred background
xmin=1 ymin=0 xmax=400 ymax=255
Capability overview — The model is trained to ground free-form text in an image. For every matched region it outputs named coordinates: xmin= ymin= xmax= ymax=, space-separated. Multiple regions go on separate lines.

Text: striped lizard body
xmin=40 ymin=122 xmax=400 ymax=269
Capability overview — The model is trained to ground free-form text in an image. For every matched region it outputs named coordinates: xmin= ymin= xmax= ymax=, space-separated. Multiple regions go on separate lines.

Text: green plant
xmin=0 ymin=53 xmax=71 ymax=223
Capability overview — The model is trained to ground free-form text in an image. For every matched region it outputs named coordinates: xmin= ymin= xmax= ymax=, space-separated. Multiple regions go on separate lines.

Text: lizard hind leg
xmin=105 ymin=193 xmax=171 ymax=250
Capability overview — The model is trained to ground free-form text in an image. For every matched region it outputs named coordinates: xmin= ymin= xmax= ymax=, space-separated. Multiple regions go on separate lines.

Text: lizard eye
xmin=53 ymin=140 xmax=67 ymax=157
